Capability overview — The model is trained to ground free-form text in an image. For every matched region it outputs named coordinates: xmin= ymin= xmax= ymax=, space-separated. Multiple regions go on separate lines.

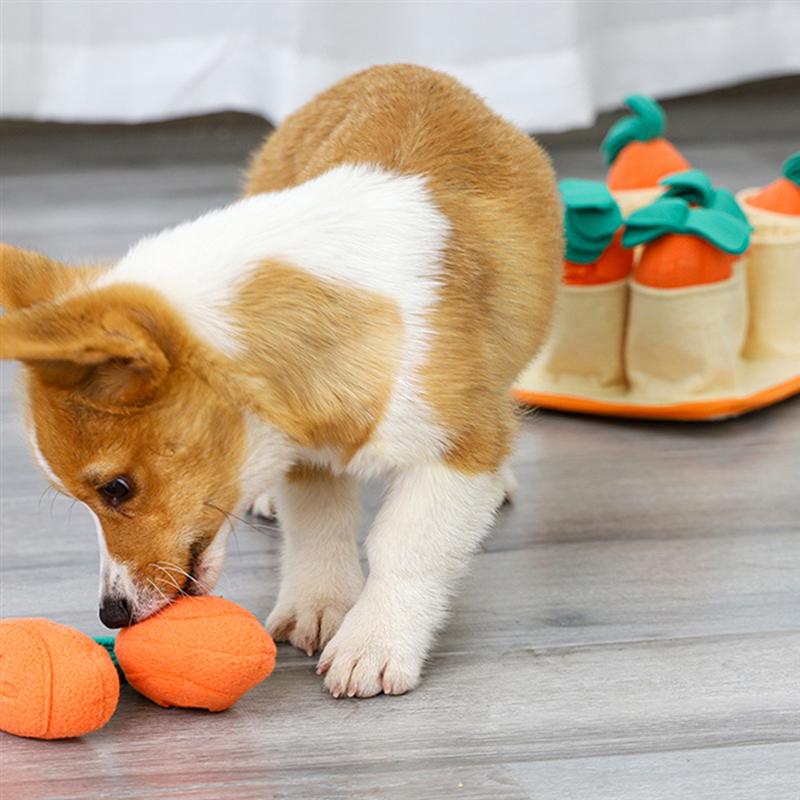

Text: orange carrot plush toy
xmin=0 ymin=596 xmax=276 ymax=740
xmin=560 ymin=178 xmax=633 ymax=285
xmin=0 ymin=619 xmax=119 ymax=739
xmin=737 ymin=151 xmax=800 ymax=359
xmin=534 ymin=179 xmax=632 ymax=390
xmin=115 ymin=596 xmax=276 ymax=712
xmin=623 ymin=167 xmax=752 ymax=290
xmin=603 ymin=95 xmax=691 ymax=192
xmin=745 ymin=151 xmax=800 ymax=216
xmin=622 ymin=190 xmax=753 ymax=400
xmin=623 ymin=197 xmax=751 ymax=288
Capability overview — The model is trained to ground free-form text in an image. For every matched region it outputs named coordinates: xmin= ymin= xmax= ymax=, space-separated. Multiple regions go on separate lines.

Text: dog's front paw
xmin=316 ymin=602 xmax=424 ymax=698
xmin=247 ymin=492 xmax=277 ymax=520
xmin=266 ymin=595 xmax=355 ymax=657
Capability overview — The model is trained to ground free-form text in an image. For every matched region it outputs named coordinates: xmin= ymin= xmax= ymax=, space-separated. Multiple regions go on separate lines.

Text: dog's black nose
xmin=99 ymin=597 xmax=132 ymax=628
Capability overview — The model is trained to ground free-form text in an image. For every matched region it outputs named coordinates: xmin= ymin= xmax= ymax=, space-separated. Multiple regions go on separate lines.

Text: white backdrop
xmin=2 ymin=0 xmax=799 ymax=132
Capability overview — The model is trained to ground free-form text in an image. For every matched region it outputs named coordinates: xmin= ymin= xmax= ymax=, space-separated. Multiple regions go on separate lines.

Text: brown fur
xmin=0 ymin=244 xmax=105 ymax=311
xmin=0 ymin=282 xmax=246 ymax=588
xmin=231 ymin=260 xmax=401 ymax=456
xmin=246 ymin=65 xmax=561 ymax=471
xmin=27 ymin=360 xmax=245 ymax=586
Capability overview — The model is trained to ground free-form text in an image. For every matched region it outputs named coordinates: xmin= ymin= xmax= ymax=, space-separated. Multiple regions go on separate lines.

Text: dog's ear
xmin=0 ymin=293 xmax=170 ymax=411
xmin=0 ymin=243 xmax=106 ymax=312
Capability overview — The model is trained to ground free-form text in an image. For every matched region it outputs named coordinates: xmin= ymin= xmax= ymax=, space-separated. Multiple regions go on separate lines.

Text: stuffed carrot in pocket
xmin=603 ymin=95 xmax=690 ymax=192
xmin=746 ymin=152 xmax=800 ymax=216
xmin=623 ymin=197 xmax=751 ymax=288
xmin=560 ymin=178 xmax=633 ymax=284
xmin=737 ymin=152 xmax=800 ymax=357
xmin=623 ymin=197 xmax=752 ymax=397
xmin=538 ymin=180 xmax=631 ymax=388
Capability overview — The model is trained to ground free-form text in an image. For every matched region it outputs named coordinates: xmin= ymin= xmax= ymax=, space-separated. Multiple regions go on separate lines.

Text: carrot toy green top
xmin=560 ymin=179 xmax=632 ymax=284
xmin=603 ymin=95 xmax=690 ymax=191
xmin=660 ymin=169 xmax=750 ymax=223
xmin=747 ymin=151 xmax=800 ymax=215
xmin=623 ymin=196 xmax=751 ymax=288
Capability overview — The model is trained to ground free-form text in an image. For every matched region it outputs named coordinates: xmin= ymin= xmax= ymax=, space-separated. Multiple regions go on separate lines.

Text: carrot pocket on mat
xmin=623 ymin=196 xmax=751 ymax=397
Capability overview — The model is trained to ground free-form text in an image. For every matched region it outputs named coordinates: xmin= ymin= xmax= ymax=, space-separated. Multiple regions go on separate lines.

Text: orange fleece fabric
xmin=0 ymin=618 xmax=119 ymax=739
xmin=635 ymin=234 xmax=736 ymax=288
xmin=608 ymin=139 xmax=690 ymax=191
xmin=563 ymin=231 xmax=634 ymax=285
xmin=747 ymin=178 xmax=800 ymax=216
xmin=115 ymin=596 xmax=276 ymax=711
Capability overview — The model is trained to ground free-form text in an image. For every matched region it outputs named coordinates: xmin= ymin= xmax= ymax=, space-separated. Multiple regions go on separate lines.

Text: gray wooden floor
xmin=1 ymin=80 xmax=799 ymax=800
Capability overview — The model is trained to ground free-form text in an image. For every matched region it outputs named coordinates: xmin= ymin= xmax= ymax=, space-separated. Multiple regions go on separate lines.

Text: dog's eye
xmin=99 ymin=477 xmax=134 ymax=507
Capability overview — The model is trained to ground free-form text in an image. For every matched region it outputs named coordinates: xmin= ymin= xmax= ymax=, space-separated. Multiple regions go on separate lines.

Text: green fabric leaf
xmin=622 ymin=196 xmax=751 ymax=254
xmin=559 ymin=178 xmax=617 ymax=210
xmin=783 ymin=152 xmax=800 ymax=187
xmin=685 ymin=208 xmax=751 ymax=254
xmin=712 ymin=188 xmax=751 ymax=224
xmin=661 ymin=169 xmax=750 ymax=223
xmin=601 ymin=95 xmax=666 ymax=166
xmin=560 ymin=179 xmax=623 ymax=263
xmin=661 ymin=169 xmax=714 ymax=206
xmin=623 ymin=197 xmax=690 ymax=247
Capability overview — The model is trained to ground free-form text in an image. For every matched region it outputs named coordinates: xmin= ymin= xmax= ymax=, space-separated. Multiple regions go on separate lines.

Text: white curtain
xmin=2 ymin=0 xmax=799 ymax=133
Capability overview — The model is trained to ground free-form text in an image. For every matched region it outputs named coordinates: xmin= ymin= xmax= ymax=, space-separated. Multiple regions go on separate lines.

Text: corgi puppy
xmin=0 ymin=65 xmax=561 ymax=697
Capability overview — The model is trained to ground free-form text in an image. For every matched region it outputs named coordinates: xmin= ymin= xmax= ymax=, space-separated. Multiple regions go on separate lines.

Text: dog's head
xmin=1 ymin=245 xmax=248 ymax=626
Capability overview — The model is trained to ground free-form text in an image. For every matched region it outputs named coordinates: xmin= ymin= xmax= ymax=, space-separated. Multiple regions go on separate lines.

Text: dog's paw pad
xmin=248 ymin=492 xmax=277 ymax=520
xmin=266 ymin=600 xmax=349 ymax=656
xmin=318 ymin=623 xmax=422 ymax=698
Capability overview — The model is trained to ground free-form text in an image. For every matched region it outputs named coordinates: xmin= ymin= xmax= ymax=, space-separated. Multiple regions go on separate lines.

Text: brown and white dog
xmin=0 ymin=65 xmax=561 ymax=697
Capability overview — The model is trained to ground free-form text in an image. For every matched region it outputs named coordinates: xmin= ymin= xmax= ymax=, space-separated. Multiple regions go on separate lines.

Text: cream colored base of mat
xmin=514 ymin=357 xmax=800 ymax=420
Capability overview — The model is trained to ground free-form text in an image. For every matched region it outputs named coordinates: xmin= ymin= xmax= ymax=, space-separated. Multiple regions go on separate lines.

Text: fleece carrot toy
xmin=623 ymin=196 xmax=751 ymax=288
xmin=745 ymin=151 xmax=800 ymax=215
xmin=535 ymin=179 xmax=632 ymax=390
xmin=0 ymin=596 xmax=276 ymax=740
xmin=660 ymin=169 xmax=750 ymax=223
xmin=603 ymin=95 xmax=691 ymax=191
xmin=560 ymin=178 xmax=632 ymax=284
xmin=737 ymin=152 xmax=800 ymax=359
xmin=0 ymin=618 xmax=120 ymax=739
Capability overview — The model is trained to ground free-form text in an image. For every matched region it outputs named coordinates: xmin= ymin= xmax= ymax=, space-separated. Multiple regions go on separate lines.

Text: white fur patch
xmin=191 ymin=528 xmax=228 ymax=595
xmin=239 ymin=413 xmax=297 ymax=511
xmin=101 ymin=163 xmax=451 ymax=471
xmin=85 ymin=505 xmax=167 ymax=621
xmin=86 ymin=505 xmax=132 ymax=599
xmin=26 ymin=424 xmax=65 ymax=491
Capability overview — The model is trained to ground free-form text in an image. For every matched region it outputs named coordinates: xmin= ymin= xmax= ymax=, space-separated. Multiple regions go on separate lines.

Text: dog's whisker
xmin=37 ymin=486 xmax=51 ymax=513
xmin=230 ymin=527 xmax=243 ymax=561
xmin=48 ymin=489 xmax=60 ymax=518
xmin=149 ymin=564 xmax=186 ymax=595
xmin=154 ymin=575 xmax=188 ymax=597
xmin=156 ymin=560 xmax=200 ymax=586
xmin=205 ymin=501 xmax=278 ymax=535
xmin=145 ymin=577 xmax=170 ymax=605
xmin=37 ymin=483 xmax=72 ymax=519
